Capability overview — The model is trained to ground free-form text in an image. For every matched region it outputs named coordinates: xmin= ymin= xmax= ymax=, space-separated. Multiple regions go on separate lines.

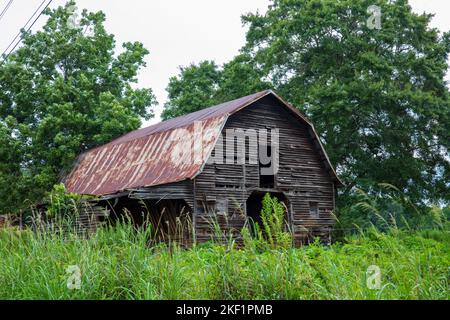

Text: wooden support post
xmin=192 ymin=178 xmax=197 ymax=244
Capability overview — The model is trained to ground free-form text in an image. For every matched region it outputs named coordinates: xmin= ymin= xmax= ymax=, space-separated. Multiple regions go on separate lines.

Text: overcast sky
xmin=1 ymin=0 xmax=449 ymax=127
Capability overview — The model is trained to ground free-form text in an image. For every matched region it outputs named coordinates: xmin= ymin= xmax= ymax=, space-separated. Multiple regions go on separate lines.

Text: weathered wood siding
xmin=194 ymin=95 xmax=336 ymax=244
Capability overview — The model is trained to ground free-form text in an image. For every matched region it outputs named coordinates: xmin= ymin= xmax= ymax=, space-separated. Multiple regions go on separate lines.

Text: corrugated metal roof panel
xmin=106 ymin=90 xmax=270 ymax=146
xmin=64 ymin=115 xmax=227 ymax=195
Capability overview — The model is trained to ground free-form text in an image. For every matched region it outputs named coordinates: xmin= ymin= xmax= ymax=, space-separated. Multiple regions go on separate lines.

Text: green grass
xmin=0 ymin=223 xmax=448 ymax=300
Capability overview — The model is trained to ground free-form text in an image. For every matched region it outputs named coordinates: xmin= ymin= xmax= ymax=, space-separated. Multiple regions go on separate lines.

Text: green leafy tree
xmin=161 ymin=61 xmax=221 ymax=120
xmin=162 ymin=56 xmax=269 ymax=120
xmin=214 ymin=53 xmax=272 ymax=102
xmin=242 ymin=0 xmax=450 ymax=204
xmin=0 ymin=1 xmax=156 ymax=214
xmin=164 ymin=0 xmax=450 ymax=204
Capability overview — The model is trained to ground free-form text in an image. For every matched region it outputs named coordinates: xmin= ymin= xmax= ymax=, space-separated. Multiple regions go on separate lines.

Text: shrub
xmin=44 ymin=184 xmax=83 ymax=218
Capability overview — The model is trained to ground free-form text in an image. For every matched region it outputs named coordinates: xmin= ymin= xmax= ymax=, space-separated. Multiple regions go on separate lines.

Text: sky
xmin=0 ymin=0 xmax=449 ymax=128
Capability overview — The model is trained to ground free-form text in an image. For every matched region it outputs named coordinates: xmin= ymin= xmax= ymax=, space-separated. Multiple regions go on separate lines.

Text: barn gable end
xmin=194 ymin=94 xmax=338 ymax=244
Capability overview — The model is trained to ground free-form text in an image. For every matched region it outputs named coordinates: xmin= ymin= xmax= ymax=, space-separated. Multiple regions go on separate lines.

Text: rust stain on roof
xmin=64 ymin=90 xmax=342 ymax=196
xmin=64 ymin=115 xmax=227 ymax=196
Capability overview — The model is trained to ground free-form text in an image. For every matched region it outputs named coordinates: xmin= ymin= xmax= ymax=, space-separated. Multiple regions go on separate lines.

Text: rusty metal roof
xmin=64 ymin=90 xmax=342 ymax=196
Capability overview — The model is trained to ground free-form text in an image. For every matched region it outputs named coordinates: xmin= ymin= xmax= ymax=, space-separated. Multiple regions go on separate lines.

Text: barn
xmin=63 ymin=90 xmax=343 ymax=245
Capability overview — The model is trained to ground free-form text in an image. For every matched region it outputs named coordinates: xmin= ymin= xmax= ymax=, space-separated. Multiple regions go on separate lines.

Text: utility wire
xmin=1 ymin=0 xmax=52 ymax=63
xmin=0 ymin=0 xmax=14 ymax=22
xmin=1 ymin=0 xmax=47 ymax=56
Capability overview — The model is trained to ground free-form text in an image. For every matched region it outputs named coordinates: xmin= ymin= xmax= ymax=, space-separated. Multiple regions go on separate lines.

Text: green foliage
xmin=0 ymin=1 xmax=156 ymax=214
xmin=336 ymin=183 xmax=449 ymax=233
xmin=256 ymin=193 xmax=292 ymax=249
xmin=0 ymin=224 xmax=447 ymax=299
xmin=242 ymin=0 xmax=450 ymax=204
xmin=161 ymin=56 xmax=270 ymax=120
xmin=43 ymin=183 xmax=82 ymax=218
xmin=161 ymin=61 xmax=222 ymax=120
xmin=214 ymin=53 xmax=272 ymax=102
xmin=0 ymin=122 xmax=25 ymax=214
xmin=163 ymin=0 xmax=450 ymax=206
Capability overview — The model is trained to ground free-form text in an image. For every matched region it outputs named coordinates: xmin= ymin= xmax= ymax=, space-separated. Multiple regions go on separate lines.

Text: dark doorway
xmin=259 ymin=144 xmax=275 ymax=188
xmin=245 ymin=191 xmax=289 ymax=236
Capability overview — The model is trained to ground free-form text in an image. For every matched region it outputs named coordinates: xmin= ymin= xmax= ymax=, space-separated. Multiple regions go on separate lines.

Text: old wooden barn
xmin=64 ymin=90 xmax=342 ymax=245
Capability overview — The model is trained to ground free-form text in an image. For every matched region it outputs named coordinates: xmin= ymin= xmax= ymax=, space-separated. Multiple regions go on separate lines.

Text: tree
xmin=166 ymin=0 xmax=449 ymax=204
xmin=161 ymin=61 xmax=222 ymax=120
xmin=214 ymin=53 xmax=272 ymax=102
xmin=242 ymin=0 xmax=450 ymax=204
xmin=162 ymin=56 xmax=270 ymax=120
xmin=0 ymin=1 xmax=156 ymax=214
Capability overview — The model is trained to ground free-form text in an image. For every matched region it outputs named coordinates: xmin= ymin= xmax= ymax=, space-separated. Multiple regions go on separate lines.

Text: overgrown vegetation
xmin=242 ymin=193 xmax=292 ymax=250
xmin=0 ymin=220 xmax=448 ymax=299
xmin=0 ymin=193 xmax=447 ymax=300
xmin=335 ymin=183 xmax=450 ymax=234
xmin=42 ymin=184 xmax=84 ymax=219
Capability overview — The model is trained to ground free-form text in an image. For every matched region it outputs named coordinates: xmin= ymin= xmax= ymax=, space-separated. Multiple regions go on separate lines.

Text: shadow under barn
xmin=100 ymin=197 xmax=193 ymax=246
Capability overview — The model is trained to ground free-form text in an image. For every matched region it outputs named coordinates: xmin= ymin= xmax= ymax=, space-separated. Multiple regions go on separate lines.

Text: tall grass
xmin=0 ymin=189 xmax=448 ymax=300
xmin=336 ymin=183 xmax=449 ymax=234
xmin=0 ymin=223 xmax=448 ymax=299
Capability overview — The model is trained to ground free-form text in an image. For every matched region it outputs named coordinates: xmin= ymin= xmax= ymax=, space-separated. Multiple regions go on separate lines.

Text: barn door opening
xmin=245 ymin=191 xmax=290 ymax=237
xmin=104 ymin=198 xmax=193 ymax=246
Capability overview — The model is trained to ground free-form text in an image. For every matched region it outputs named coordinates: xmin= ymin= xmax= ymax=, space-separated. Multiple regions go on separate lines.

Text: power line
xmin=0 ymin=0 xmax=52 ymax=63
xmin=1 ymin=0 xmax=48 ymax=57
xmin=0 ymin=0 xmax=14 ymax=22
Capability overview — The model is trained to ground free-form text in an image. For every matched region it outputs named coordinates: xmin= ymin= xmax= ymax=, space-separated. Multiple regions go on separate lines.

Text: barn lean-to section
xmin=63 ymin=90 xmax=342 ymax=246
